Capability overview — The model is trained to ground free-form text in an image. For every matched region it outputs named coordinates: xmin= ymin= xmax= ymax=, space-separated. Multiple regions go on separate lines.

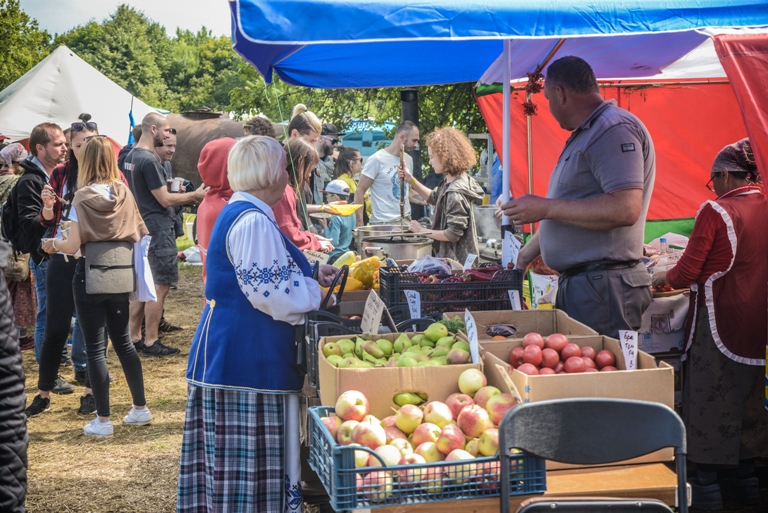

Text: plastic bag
xmin=133 ymin=236 xmax=157 ymax=302
xmin=406 ymin=255 xmax=451 ymax=275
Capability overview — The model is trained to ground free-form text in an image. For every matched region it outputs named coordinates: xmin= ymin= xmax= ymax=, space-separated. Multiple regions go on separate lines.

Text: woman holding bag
xmin=41 ymin=135 xmax=150 ymax=438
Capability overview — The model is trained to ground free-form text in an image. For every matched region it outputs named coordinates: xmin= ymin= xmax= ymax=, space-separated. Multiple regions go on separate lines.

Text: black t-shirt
xmin=125 ymin=147 xmax=173 ymax=232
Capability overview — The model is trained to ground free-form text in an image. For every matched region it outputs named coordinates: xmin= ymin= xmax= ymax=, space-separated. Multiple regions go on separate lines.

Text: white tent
xmin=0 ymin=45 xmax=162 ymax=143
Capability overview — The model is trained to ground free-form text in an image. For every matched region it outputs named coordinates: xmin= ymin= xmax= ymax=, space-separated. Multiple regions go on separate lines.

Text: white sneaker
xmin=84 ymin=418 xmax=113 ymax=438
xmin=123 ymin=407 xmax=152 ymax=426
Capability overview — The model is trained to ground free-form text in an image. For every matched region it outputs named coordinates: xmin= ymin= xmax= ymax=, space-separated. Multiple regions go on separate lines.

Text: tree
xmin=0 ymin=0 xmax=51 ymax=89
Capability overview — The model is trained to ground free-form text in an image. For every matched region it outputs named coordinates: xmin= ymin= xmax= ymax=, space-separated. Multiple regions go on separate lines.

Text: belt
xmin=560 ymin=260 xmax=640 ymax=280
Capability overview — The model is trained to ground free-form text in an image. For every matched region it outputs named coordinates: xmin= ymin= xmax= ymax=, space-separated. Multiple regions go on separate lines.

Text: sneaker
xmin=123 ymin=407 xmax=152 ymax=426
xmin=689 ymin=477 xmax=723 ymax=511
xmin=78 ymin=394 xmax=96 ymax=415
xmin=720 ymin=476 xmax=759 ymax=505
xmin=75 ymin=369 xmax=87 ymax=384
xmin=142 ymin=340 xmax=180 ymax=357
xmin=169 ymin=284 xmax=178 ymax=290
xmin=52 ymin=375 xmax=75 ymax=395
xmin=133 ymin=339 xmax=145 ymax=352
xmin=60 ymin=357 xmax=73 ymax=367
xmin=25 ymin=394 xmax=51 ymax=417
xmin=19 ymin=337 xmax=34 ymax=351
xmin=159 ymin=318 xmax=182 ymax=332
xmin=83 ymin=418 xmax=113 ymax=438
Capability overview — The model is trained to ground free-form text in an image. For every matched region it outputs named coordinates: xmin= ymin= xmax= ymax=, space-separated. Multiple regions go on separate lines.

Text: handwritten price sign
xmin=361 ymin=290 xmax=386 ymax=335
xmin=464 ymin=309 xmax=480 ymax=365
xmin=619 ymin=330 xmax=638 ymax=370
xmin=404 ymin=290 xmax=421 ymax=319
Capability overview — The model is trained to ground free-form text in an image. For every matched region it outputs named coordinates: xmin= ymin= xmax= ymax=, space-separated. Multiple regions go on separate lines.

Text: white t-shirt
xmin=361 ymin=149 xmax=413 ymax=224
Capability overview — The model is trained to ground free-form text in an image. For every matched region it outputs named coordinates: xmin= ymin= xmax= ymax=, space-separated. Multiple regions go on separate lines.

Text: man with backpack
xmin=3 ymin=123 xmax=67 ymax=388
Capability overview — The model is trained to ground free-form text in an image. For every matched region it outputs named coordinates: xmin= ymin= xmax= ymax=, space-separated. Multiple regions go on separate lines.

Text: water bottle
xmin=660 ymin=237 xmax=668 ymax=255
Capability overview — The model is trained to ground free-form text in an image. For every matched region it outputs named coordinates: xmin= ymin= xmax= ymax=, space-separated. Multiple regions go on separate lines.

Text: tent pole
xmin=526 ymin=91 xmax=534 ymax=234
xmin=501 ymin=40 xmax=511 ymax=230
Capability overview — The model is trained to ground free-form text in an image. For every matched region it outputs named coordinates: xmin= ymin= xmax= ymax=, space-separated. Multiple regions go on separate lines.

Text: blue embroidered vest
xmin=186 ymin=200 xmax=311 ymax=393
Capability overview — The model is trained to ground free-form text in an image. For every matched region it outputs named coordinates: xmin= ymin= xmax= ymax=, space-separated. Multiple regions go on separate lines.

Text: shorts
xmin=148 ymin=228 xmax=178 ymax=285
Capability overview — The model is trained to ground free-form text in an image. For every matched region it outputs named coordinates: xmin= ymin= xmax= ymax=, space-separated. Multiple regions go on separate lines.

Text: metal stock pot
xmin=361 ymin=236 xmax=433 ymax=260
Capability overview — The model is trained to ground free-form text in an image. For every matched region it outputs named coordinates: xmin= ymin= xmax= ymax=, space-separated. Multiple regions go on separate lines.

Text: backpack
xmin=0 ymin=182 xmax=22 ymax=251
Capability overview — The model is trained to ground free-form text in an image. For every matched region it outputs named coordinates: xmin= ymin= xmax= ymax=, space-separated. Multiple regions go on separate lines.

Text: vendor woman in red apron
xmin=653 ymin=138 xmax=768 ymax=510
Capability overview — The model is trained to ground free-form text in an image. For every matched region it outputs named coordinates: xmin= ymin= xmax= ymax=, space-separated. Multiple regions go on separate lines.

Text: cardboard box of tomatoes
xmin=442 ymin=309 xmax=597 ymax=341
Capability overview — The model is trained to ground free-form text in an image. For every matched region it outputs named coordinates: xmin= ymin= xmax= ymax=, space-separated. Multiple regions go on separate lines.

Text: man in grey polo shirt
xmin=502 ymin=56 xmax=654 ymax=337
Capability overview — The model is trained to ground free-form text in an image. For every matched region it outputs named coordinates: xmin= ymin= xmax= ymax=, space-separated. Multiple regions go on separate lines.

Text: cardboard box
xmin=481 ymin=336 xmax=674 ymax=469
xmin=640 ymin=331 xmax=685 ymax=354
xmin=529 ymin=272 xmax=559 ymax=309
xmin=443 ymin=309 xmax=597 ymax=340
xmin=654 ymin=351 xmax=684 ymax=408
xmin=318 ymin=333 xmax=482 ymax=419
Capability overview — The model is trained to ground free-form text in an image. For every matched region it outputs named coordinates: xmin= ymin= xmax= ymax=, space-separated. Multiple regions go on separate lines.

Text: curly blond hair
xmin=426 ymin=127 xmax=477 ymax=177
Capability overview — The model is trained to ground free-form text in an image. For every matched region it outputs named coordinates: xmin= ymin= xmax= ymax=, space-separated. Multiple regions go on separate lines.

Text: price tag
xmin=464 ymin=309 xmax=479 ymax=365
xmin=619 ymin=330 xmax=639 ymax=370
xmin=404 ymin=290 xmax=421 ymax=319
xmin=303 ymin=250 xmax=329 ymax=265
xmin=361 ymin=290 xmax=386 ymax=335
xmin=508 ymin=290 xmax=522 ymax=310
xmin=462 ymin=253 xmax=477 ymax=270
xmin=495 ymin=363 xmax=523 ymax=404
xmin=501 ymin=231 xmax=522 ymax=268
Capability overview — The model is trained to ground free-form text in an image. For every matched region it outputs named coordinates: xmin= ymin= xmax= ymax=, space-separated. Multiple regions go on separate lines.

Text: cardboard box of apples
xmin=442 ymin=309 xmax=597 ymax=341
xmin=308 ymin=369 xmax=546 ymax=509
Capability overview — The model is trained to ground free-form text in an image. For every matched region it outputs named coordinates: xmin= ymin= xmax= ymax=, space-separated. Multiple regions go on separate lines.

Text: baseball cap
xmin=321 ymin=179 xmax=351 ymax=196
xmin=321 ymin=123 xmax=345 ymax=137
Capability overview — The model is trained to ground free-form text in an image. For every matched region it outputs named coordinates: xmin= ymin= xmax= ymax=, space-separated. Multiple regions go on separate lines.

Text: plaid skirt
xmin=177 ymin=385 xmax=303 ymax=513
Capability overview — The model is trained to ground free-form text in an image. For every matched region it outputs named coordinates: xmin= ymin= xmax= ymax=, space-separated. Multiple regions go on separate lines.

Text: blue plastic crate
xmin=308 ymin=406 xmax=546 ymax=510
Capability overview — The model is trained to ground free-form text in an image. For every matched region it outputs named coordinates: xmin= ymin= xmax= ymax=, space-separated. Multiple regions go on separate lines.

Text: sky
xmin=20 ymin=0 xmax=232 ymax=37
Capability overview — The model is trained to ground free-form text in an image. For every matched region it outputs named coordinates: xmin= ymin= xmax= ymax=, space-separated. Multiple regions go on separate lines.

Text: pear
xmin=414 ymin=353 xmax=430 ymax=363
xmin=419 ymin=337 xmax=436 ymax=349
xmin=433 ymin=356 xmax=448 ymax=365
xmin=417 ymin=392 xmax=429 ymax=401
xmin=393 ymin=392 xmax=423 ymax=406
xmin=397 ymin=356 xmax=418 ymax=367
xmin=342 ymin=353 xmax=355 ymax=360
xmin=424 ymin=323 xmax=449 ymax=342
xmin=376 ymin=339 xmax=394 ymax=356
xmin=358 ymin=361 xmax=374 ymax=368
xmin=420 ymin=346 xmax=433 ymax=355
xmin=411 ymin=334 xmax=425 ymax=346
xmin=417 ymin=360 xmax=442 ymax=367
xmin=363 ymin=341 xmax=385 ymax=359
xmin=362 ymin=349 xmax=380 ymax=365
xmin=322 ymin=342 xmax=343 ymax=358
xmin=337 ymin=338 xmax=355 ymax=355
xmin=327 ymin=355 xmax=343 ymax=367
xmin=436 ymin=336 xmax=456 ymax=347
xmin=354 ymin=337 xmax=366 ymax=359
xmin=430 ymin=346 xmax=449 ymax=358
xmin=385 ymin=357 xmax=398 ymax=368
xmin=405 ymin=345 xmax=422 ymax=354
xmin=338 ymin=358 xmax=360 ymax=369
xmin=447 ymin=348 xmax=470 ymax=365
xmin=393 ymin=333 xmax=412 ymax=353
xmin=451 ymin=341 xmax=470 ymax=352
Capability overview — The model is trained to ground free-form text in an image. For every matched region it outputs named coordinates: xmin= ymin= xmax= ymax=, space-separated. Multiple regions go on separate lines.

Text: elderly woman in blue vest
xmin=177 ymin=135 xmax=337 ymax=513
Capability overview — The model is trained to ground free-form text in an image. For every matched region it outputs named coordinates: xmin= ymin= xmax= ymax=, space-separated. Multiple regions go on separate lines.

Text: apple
xmin=473 ymin=386 xmax=501 ymax=409
xmin=478 ymin=428 xmax=499 ymax=456
xmin=436 ymin=424 xmax=466 ymax=455
xmin=486 ymin=393 xmax=517 ymax=425
xmin=322 ymin=342 xmax=342 ymax=358
xmin=335 ymin=390 xmax=370 ymax=422
xmin=415 ymin=442 xmax=445 ymax=462
xmin=361 ymin=414 xmax=380 ymax=425
xmin=384 ymin=426 xmax=407 ymax=443
xmin=361 ymin=471 xmax=393 ymax=502
xmin=389 ymin=437 xmax=413 ymax=457
xmin=349 ymin=443 xmax=370 ymax=468
xmin=351 ymin=422 xmax=387 ymax=449
xmin=380 ymin=415 xmax=397 ymax=429
xmin=445 ymin=393 xmax=475 ymax=419
xmin=321 ymin=415 xmax=343 ymax=439
xmin=337 ymin=420 xmax=359 ymax=445
xmin=479 ymin=460 xmax=501 ymax=491
xmin=411 ymin=422 xmax=442 ymax=446
xmin=423 ymin=401 xmax=453 ymax=428
xmin=368 ymin=445 xmax=402 ymax=467
xmin=465 ymin=438 xmax=481 ymax=456
xmin=395 ymin=404 xmax=424 ymax=434
xmin=457 ymin=404 xmax=491 ymax=438
xmin=445 ymin=449 xmax=477 ymax=484
xmin=458 ymin=368 xmax=487 ymax=397
xmin=423 ymin=466 xmax=444 ymax=494
xmin=397 ymin=453 xmax=427 ymax=486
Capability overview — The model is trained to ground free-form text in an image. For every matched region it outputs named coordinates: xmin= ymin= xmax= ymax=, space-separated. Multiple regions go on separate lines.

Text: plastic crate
xmin=379 ymin=267 xmax=525 ymax=316
xmin=308 ymin=406 xmax=546 ymax=510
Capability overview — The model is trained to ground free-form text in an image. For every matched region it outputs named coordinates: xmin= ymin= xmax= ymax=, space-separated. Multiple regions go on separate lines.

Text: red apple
xmin=478 ymin=428 xmax=499 ymax=456
xmin=395 ymin=404 xmax=424 ymax=434
xmin=335 ymin=390 xmax=370 ymax=422
xmin=351 ymin=422 xmax=387 ymax=449
xmin=456 ymin=404 xmax=491 ymax=438
xmin=384 ymin=426 xmax=407 ymax=443
xmin=445 ymin=449 xmax=477 ymax=484
xmin=436 ymin=424 xmax=466 ymax=455
xmin=396 ymin=453 xmax=427 ymax=486
xmin=415 ymin=442 xmax=445 ymax=462
xmin=445 ymin=393 xmax=475 ymax=419
xmin=361 ymin=471 xmax=393 ymax=502
xmin=337 ymin=420 xmax=359 ymax=445
xmin=368 ymin=445 xmax=402 ymax=467
xmin=473 ymin=386 xmax=501 ymax=409
xmin=458 ymin=369 xmax=487 ymax=397
xmin=411 ymin=422 xmax=442 ymax=446
xmin=389 ymin=437 xmax=413 ymax=457
xmin=321 ymin=415 xmax=343 ymax=439
xmin=486 ymin=393 xmax=517 ymax=425
xmin=380 ymin=415 xmax=397 ymax=429
xmin=424 ymin=401 xmax=453 ymax=427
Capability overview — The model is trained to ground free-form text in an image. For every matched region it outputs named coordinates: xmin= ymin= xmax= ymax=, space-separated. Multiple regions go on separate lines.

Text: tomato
xmin=584 ymin=367 xmax=599 ymax=373
xmin=523 ymin=345 xmax=543 ymax=366
xmin=564 ymin=356 xmax=586 ymax=373
xmin=541 ymin=348 xmax=560 ymax=369
xmin=595 ymin=350 xmax=616 ymax=369
xmin=509 ymin=346 xmax=525 ymax=368
xmin=538 ymin=367 xmax=556 ymax=375
xmin=553 ymin=361 xmax=565 ymax=374
xmin=560 ymin=343 xmax=582 ymax=361
xmin=600 ymin=365 xmax=618 ymax=372
xmin=522 ymin=332 xmax=545 ymax=349
xmin=582 ymin=357 xmax=596 ymax=369
xmin=580 ymin=346 xmax=597 ymax=360
xmin=544 ymin=333 xmax=569 ymax=353
xmin=516 ymin=363 xmax=540 ymax=375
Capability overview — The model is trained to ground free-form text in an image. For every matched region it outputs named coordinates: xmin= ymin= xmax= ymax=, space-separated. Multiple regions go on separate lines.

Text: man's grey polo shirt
xmin=539 ymin=100 xmax=656 ymax=272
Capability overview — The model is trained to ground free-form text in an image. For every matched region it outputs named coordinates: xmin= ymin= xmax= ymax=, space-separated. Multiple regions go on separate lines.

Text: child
xmin=321 ymin=180 xmax=356 ymax=263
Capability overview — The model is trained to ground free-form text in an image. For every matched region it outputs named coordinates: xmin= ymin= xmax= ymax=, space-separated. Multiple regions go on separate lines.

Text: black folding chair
xmin=498 ymin=398 xmax=687 ymax=513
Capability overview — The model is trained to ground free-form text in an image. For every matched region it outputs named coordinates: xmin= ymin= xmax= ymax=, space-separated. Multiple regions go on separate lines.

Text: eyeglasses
xmin=322 ymin=135 xmax=338 ymax=145
xmin=72 ymin=121 xmax=98 ymax=132
xmin=356 ymin=157 xmax=364 ymax=162
xmin=83 ymin=134 xmax=108 ymax=142
xmin=706 ymin=172 xmax=724 ymax=192
xmin=169 ymin=127 xmax=177 ymax=135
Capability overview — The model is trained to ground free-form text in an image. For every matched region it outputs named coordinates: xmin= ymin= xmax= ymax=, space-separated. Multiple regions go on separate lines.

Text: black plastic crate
xmin=308 ymin=406 xmax=546 ymax=510
xmin=379 ymin=267 xmax=524 ymax=316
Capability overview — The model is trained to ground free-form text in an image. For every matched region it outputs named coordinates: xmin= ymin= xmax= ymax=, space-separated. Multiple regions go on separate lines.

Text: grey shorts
xmin=148 ymin=228 xmax=178 ymax=285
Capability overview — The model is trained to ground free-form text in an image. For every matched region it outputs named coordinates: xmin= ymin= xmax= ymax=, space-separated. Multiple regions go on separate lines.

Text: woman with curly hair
xmin=398 ymin=127 xmax=483 ymax=263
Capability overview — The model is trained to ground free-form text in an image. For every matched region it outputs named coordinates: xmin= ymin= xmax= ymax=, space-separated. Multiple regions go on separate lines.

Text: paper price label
xmin=303 ymin=250 xmax=329 ymax=265
xmin=501 ymin=231 xmax=522 ymax=268
xmin=495 ymin=363 xmax=523 ymax=404
xmin=404 ymin=290 xmax=421 ymax=319
xmin=462 ymin=253 xmax=477 ymax=270
xmin=464 ymin=309 xmax=480 ymax=365
xmin=361 ymin=290 xmax=386 ymax=335
xmin=508 ymin=290 xmax=522 ymax=310
xmin=619 ymin=330 xmax=639 ymax=371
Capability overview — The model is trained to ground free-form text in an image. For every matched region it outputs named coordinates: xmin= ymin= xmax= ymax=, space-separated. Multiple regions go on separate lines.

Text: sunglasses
xmin=169 ymin=127 xmax=177 ymax=135
xmin=322 ymin=135 xmax=338 ymax=145
xmin=72 ymin=121 xmax=98 ymax=132
xmin=83 ymin=134 xmax=108 ymax=142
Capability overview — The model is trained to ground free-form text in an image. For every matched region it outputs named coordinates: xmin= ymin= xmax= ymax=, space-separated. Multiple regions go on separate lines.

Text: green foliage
xmin=0 ymin=0 xmax=51 ymax=90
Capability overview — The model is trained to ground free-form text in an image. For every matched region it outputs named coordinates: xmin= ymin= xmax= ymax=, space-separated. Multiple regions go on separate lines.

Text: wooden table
xmin=370 ymin=463 xmax=679 ymax=513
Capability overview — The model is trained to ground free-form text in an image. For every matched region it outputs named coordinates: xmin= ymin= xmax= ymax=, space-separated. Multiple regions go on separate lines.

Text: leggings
xmin=73 ymin=259 xmax=146 ymax=417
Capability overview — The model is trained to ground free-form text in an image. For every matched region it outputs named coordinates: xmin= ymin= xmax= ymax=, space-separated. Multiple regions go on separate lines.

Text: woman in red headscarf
xmin=196 ymin=137 xmax=236 ymax=282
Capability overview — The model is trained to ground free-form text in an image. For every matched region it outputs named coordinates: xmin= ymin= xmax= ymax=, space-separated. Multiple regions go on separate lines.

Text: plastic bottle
xmin=659 ymin=237 xmax=668 ymax=255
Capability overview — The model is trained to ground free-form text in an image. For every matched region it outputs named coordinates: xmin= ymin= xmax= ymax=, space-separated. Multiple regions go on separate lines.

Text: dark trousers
xmin=73 ymin=259 xmax=146 ymax=417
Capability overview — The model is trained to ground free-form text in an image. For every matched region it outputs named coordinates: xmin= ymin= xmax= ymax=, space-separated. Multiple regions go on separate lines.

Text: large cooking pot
xmin=354 ymin=225 xmax=409 ymax=254
xmin=361 ymin=236 xmax=433 ymax=260
xmin=473 ymin=205 xmax=502 ymax=240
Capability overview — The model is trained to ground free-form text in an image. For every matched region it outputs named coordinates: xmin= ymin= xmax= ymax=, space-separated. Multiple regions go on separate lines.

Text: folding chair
xmin=498 ymin=398 xmax=687 ymax=513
